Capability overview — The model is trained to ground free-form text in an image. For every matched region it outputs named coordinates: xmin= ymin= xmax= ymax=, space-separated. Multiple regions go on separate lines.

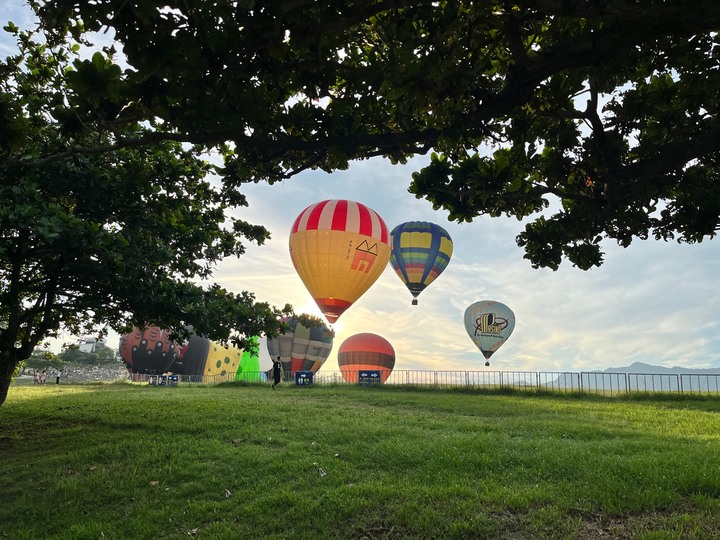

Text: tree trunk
xmin=0 ymin=351 xmax=19 ymax=407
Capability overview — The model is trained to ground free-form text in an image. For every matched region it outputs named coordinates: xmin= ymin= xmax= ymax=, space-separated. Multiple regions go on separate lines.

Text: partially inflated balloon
xmin=173 ymin=335 xmax=257 ymax=380
xmin=119 ymin=327 xmax=179 ymax=374
xmin=337 ymin=333 xmax=395 ymax=383
xmin=389 ymin=221 xmax=453 ymax=305
xmin=266 ymin=317 xmax=334 ymax=374
xmin=464 ymin=301 xmax=515 ymax=360
xmin=235 ymin=337 xmax=264 ymax=381
xmin=289 ymin=199 xmax=390 ymax=323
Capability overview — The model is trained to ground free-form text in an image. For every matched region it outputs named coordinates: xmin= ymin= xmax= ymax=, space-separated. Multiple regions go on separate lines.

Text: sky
xmin=3 ymin=3 xmax=719 ymax=373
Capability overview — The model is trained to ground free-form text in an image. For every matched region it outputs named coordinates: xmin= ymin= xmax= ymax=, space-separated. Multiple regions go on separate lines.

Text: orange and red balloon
xmin=337 ymin=332 xmax=395 ymax=383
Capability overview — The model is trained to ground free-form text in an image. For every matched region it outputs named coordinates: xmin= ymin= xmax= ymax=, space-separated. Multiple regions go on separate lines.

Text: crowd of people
xmin=33 ymin=368 xmax=64 ymax=384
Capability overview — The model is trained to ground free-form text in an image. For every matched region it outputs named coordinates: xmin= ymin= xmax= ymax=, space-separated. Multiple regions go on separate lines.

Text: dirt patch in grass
xmin=461 ymin=506 xmax=720 ymax=540
xmin=566 ymin=507 xmax=720 ymax=539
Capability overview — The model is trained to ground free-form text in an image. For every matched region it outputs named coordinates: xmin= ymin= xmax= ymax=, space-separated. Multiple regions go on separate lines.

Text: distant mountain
xmin=545 ymin=362 xmax=720 ymax=393
xmin=599 ymin=361 xmax=720 ymax=375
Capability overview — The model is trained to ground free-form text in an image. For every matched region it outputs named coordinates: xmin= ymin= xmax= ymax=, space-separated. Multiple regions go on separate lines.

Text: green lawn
xmin=2 ymin=383 xmax=720 ymax=539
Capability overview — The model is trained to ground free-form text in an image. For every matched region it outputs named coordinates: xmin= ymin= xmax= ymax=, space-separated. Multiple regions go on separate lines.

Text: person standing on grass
xmin=40 ymin=369 xmax=47 ymax=384
xmin=55 ymin=368 xmax=61 ymax=384
xmin=271 ymin=356 xmax=283 ymax=390
xmin=34 ymin=370 xmax=39 ymax=384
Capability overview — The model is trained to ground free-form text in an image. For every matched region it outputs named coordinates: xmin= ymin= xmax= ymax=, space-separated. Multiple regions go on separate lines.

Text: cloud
xmin=213 ymin=156 xmax=720 ymax=373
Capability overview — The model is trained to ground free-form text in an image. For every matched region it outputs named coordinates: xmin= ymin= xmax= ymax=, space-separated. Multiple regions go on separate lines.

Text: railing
xmin=17 ymin=368 xmax=720 ymax=396
xmin=112 ymin=369 xmax=720 ymax=396
xmin=680 ymin=373 xmax=720 ymax=395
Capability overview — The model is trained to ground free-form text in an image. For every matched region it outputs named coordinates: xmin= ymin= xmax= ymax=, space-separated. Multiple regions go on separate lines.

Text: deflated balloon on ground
xmin=173 ymin=335 xmax=263 ymax=381
xmin=119 ymin=328 xmax=262 ymax=380
xmin=119 ymin=326 xmax=179 ymax=374
xmin=266 ymin=316 xmax=334 ymax=374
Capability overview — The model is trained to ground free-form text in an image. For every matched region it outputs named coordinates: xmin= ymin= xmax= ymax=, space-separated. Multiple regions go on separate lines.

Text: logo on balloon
xmin=464 ymin=300 xmax=516 ymax=362
xmin=351 ymin=240 xmax=380 ymax=273
xmin=473 ymin=313 xmax=509 ymax=336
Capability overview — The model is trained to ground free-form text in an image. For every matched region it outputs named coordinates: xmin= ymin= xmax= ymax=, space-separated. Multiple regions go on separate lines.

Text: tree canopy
xmin=20 ymin=0 xmax=720 ymax=271
xmin=0 ymin=24 xmax=288 ymax=405
xmin=2 ymin=1 xmax=720 ymax=403
xmin=56 ymin=342 xmax=117 ymax=365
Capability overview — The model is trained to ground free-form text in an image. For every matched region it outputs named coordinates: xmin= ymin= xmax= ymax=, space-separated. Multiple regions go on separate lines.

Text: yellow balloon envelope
xmin=290 ymin=199 xmax=390 ymax=323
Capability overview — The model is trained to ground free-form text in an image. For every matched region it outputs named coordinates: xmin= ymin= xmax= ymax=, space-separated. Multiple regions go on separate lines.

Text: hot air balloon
xmin=389 ymin=221 xmax=453 ymax=305
xmin=289 ymin=199 xmax=391 ymax=324
xmin=235 ymin=337 xmax=264 ymax=381
xmin=119 ymin=326 xmax=179 ymax=374
xmin=464 ymin=301 xmax=515 ymax=365
xmin=173 ymin=335 xmax=259 ymax=381
xmin=266 ymin=317 xmax=334 ymax=375
xmin=337 ymin=333 xmax=395 ymax=383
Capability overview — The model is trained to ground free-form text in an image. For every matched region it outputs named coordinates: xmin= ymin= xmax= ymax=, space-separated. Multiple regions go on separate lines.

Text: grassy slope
xmin=1 ymin=383 xmax=720 ymax=539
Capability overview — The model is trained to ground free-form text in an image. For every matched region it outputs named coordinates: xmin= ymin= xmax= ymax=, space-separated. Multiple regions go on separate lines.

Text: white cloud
xmin=213 ymin=155 xmax=720 ymax=373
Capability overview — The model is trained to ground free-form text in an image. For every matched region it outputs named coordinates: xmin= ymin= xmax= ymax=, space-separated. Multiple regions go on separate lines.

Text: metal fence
xmin=113 ymin=369 xmax=720 ymax=396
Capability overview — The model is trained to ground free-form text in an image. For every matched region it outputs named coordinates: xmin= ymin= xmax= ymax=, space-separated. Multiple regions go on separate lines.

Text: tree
xmin=24 ymin=347 xmax=59 ymax=371
xmin=57 ymin=343 xmax=117 ymax=365
xmin=22 ymin=0 xmax=720 ymax=271
xmin=12 ymin=359 xmax=27 ymax=378
xmin=0 ymin=27 xmax=289 ymax=406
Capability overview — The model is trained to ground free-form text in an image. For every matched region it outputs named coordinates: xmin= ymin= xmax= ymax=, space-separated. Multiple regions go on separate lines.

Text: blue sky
xmin=4 ymin=2 xmax=719 ymax=372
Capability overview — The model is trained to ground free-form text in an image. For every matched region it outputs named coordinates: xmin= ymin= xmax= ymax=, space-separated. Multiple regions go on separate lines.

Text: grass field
xmin=2 ymin=382 xmax=720 ymax=539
